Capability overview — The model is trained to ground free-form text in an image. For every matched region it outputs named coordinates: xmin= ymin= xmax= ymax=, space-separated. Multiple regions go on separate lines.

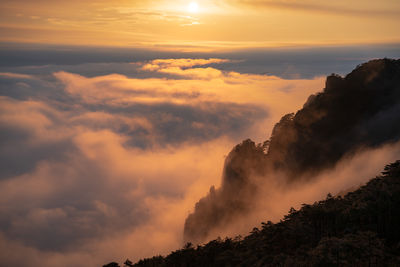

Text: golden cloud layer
xmin=4 ymin=58 xmax=397 ymax=266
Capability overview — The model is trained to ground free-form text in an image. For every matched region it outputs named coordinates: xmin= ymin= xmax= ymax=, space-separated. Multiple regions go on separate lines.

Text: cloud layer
xmin=234 ymin=0 xmax=400 ymax=18
xmin=0 ymin=58 xmax=324 ymax=266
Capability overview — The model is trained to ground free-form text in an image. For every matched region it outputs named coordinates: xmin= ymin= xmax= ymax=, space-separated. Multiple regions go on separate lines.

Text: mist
xmin=202 ymin=141 xmax=400 ymax=242
xmin=0 ymin=58 xmax=323 ymax=266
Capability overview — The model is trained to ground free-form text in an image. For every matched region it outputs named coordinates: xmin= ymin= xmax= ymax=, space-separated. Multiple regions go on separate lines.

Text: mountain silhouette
xmin=184 ymin=59 xmax=400 ymax=244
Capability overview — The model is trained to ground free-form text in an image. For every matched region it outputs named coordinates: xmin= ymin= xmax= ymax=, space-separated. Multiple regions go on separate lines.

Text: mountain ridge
xmin=184 ymin=58 xmax=400 ymax=244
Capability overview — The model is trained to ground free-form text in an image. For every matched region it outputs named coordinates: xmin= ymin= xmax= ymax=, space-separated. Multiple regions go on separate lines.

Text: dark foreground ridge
xmin=107 ymin=160 xmax=400 ymax=266
xmin=184 ymin=58 xmax=400 ymax=244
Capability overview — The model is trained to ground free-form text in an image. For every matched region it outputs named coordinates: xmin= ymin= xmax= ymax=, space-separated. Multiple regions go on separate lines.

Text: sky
xmin=0 ymin=0 xmax=400 ymax=266
xmin=0 ymin=0 xmax=400 ymax=49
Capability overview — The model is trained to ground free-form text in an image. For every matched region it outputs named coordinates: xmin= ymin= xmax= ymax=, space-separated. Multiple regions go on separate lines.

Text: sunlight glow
xmin=188 ymin=2 xmax=199 ymax=13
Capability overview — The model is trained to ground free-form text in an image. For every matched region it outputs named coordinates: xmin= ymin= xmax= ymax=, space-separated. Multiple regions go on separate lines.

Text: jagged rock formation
xmin=184 ymin=59 xmax=400 ymax=244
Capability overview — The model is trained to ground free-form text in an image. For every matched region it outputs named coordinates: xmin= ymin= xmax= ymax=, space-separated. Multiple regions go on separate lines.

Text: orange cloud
xmin=0 ymin=58 xmax=327 ymax=266
xmin=142 ymin=58 xmax=230 ymax=69
xmin=0 ymin=72 xmax=34 ymax=79
xmin=234 ymin=0 xmax=400 ymax=18
xmin=54 ymin=60 xmax=324 ymax=141
xmin=141 ymin=58 xmax=231 ymax=79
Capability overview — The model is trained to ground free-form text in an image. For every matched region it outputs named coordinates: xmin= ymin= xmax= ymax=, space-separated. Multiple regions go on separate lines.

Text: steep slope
xmin=131 ymin=160 xmax=400 ymax=266
xmin=184 ymin=59 xmax=400 ymax=243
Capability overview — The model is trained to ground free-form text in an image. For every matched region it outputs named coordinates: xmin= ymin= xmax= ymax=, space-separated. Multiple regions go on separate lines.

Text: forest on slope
xmin=106 ymin=160 xmax=400 ymax=266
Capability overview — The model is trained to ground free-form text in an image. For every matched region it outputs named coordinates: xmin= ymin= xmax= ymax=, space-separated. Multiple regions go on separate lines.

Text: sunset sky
xmin=1 ymin=0 xmax=400 ymax=49
xmin=1 ymin=1 xmax=400 ymax=266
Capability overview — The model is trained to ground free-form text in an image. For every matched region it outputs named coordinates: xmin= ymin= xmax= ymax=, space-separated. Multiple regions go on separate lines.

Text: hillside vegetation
xmin=105 ymin=161 xmax=400 ymax=267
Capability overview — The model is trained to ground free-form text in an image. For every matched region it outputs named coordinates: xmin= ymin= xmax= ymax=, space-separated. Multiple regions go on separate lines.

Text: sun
xmin=187 ymin=2 xmax=199 ymax=13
